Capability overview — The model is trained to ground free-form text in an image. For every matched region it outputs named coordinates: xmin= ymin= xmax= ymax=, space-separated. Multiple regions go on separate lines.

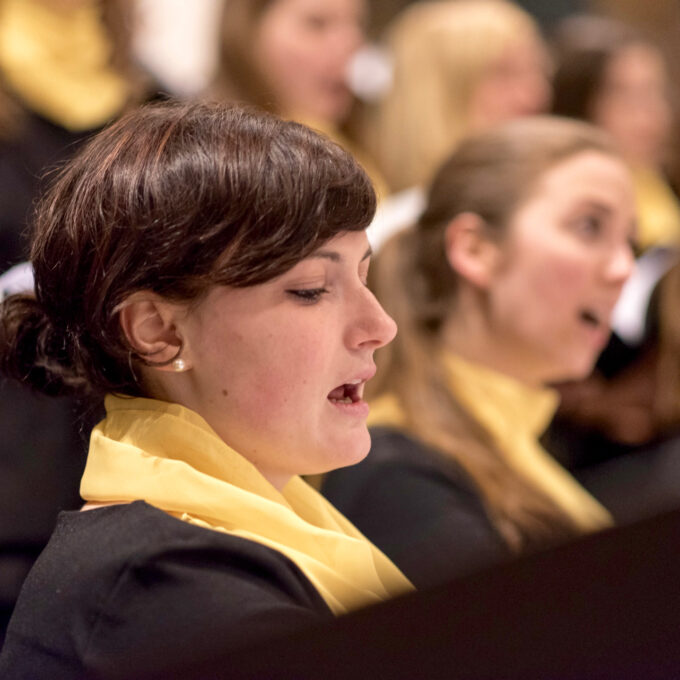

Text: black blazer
xmin=0 ymin=501 xmax=332 ymax=680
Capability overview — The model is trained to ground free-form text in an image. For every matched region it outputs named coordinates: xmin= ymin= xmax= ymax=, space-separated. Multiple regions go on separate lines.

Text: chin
xmin=551 ymin=356 xmax=599 ymax=384
xmin=334 ymin=431 xmax=372 ymax=470
xmin=301 ymin=432 xmax=370 ymax=477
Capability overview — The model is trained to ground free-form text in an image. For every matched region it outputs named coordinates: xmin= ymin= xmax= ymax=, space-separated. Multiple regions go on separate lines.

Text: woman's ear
xmin=444 ymin=212 xmax=502 ymax=289
xmin=118 ymin=292 xmax=190 ymax=371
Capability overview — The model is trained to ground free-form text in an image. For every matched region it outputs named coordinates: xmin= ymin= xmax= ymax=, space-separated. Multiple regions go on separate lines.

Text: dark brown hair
xmin=551 ymin=15 xmax=645 ymax=122
xmin=0 ymin=100 xmax=375 ymax=398
xmin=369 ymin=116 xmax=618 ymax=551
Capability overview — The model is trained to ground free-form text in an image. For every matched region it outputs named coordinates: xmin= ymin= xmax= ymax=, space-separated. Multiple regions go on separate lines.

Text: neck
xmin=441 ymin=294 xmax=544 ymax=388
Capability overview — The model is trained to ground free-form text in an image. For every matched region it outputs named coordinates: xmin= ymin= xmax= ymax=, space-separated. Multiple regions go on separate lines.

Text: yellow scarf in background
xmin=81 ymin=395 xmax=413 ymax=615
xmin=0 ymin=0 xmax=129 ymax=130
xmin=632 ymin=165 xmax=680 ymax=252
xmin=369 ymin=353 xmax=612 ymax=532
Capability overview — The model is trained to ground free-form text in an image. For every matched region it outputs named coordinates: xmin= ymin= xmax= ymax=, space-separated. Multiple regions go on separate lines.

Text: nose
xmin=346 ymin=285 xmax=397 ymax=351
xmin=604 ymin=240 xmax=636 ymax=287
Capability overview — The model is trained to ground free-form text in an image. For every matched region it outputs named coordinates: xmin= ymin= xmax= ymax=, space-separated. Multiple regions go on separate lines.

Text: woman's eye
xmin=574 ymin=215 xmax=602 ymax=238
xmin=287 ymin=288 xmax=328 ymax=304
xmin=303 ymin=14 xmax=330 ymax=32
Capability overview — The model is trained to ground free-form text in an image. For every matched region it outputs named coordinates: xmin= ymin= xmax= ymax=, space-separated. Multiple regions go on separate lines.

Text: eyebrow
xmin=311 ymin=246 xmax=373 ymax=263
xmin=579 ymin=200 xmax=612 ymax=214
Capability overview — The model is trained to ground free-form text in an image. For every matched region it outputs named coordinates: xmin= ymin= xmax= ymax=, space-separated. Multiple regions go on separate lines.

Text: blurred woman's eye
xmin=287 ymin=288 xmax=328 ymax=304
xmin=302 ymin=13 xmax=331 ymax=32
xmin=572 ymin=214 xmax=603 ymax=239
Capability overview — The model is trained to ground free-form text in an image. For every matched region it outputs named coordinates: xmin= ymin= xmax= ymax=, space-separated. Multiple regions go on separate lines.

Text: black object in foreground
xmin=204 ymin=506 xmax=680 ymax=680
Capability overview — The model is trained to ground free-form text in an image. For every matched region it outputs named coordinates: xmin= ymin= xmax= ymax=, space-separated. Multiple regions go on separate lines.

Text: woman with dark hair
xmin=0 ymin=101 xmax=411 ymax=678
xmin=323 ymin=117 xmax=636 ymax=587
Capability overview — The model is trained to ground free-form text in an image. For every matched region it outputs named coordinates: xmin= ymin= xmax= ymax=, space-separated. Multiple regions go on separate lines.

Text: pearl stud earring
xmin=172 ymin=357 xmax=187 ymax=372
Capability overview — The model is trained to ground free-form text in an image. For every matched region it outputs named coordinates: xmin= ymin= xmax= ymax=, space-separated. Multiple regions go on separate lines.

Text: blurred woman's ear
xmin=118 ymin=293 xmax=187 ymax=372
xmin=444 ymin=212 xmax=503 ymax=290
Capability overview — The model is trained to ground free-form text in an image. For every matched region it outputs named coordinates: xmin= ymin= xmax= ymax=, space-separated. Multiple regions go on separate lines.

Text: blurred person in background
xmin=0 ymin=0 xmax=148 ymax=647
xmin=0 ymin=0 xmax=144 ymax=271
xmin=545 ymin=15 xmax=680 ymax=521
xmin=323 ymin=117 xmax=636 ymax=588
xmin=552 ymin=14 xmax=679 ymax=252
xmin=360 ymin=0 xmax=552 ymax=248
xmin=214 ymin=0 xmax=386 ymax=195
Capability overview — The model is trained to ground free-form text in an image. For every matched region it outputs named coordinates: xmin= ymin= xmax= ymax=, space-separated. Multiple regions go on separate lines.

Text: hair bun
xmin=0 ymin=293 xmax=85 ymax=396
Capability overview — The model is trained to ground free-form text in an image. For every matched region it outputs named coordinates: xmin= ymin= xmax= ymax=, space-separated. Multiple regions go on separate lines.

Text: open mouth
xmin=579 ymin=309 xmax=602 ymax=328
xmin=579 ymin=309 xmax=608 ymax=328
xmin=327 ymin=379 xmax=362 ymax=405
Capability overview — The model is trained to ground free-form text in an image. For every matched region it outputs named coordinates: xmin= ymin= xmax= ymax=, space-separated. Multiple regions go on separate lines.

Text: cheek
xmin=497 ymin=251 xmax=592 ymax=322
xmin=593 ymin=99 xmax=632 ymax=140
xmin=255 ymin=27 xmax=308 ymax=99
xmin=264 ymin=31 xmax=321 ymax=86
xmin=234 ymin=334 xmax=329 ymax=417
xmin=535 ymin=257 xmax=591 ymax=302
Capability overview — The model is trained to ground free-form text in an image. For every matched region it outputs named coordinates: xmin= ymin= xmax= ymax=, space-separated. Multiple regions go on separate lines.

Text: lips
xmin=578 ymin=302 xmax=617 ymax=331
xmin=578 ymin=307 xmax=613 ymax=351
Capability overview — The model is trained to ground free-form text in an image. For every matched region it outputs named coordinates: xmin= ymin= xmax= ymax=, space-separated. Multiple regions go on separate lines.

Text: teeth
xmin=348 ymin=379 xmax=362 ymax=385
xmin=329 ymin=397 xmax=353 ymax=404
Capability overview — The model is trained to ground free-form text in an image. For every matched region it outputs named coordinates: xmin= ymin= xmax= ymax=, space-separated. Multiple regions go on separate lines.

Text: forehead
xmin=265 ymin=0 xmax=365 ymax=18
xmin=530 ymin=150 xmax=633 ymax=206
xmin=302 ymin=229 xmax=370 ymax=261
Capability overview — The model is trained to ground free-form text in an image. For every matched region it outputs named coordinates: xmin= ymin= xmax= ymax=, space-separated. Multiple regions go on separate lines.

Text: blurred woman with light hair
xmin=365 ymin=0 xmax=551 ymax=194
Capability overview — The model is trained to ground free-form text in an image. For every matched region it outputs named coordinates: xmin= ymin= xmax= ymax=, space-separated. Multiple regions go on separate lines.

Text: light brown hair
xmin=362 ymin=0 xmax=546 ymax=192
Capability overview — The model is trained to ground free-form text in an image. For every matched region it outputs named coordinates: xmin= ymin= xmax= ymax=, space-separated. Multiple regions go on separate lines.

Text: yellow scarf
xmin=632 ymin=165 xmax=680 ymax=252
xmin=369 ymin=353 xmax=612 ymax=532
xmin=0 ymin=0 xmax=129 ymax=130
xmin=81 ymin=395 xmax=413 ymax=615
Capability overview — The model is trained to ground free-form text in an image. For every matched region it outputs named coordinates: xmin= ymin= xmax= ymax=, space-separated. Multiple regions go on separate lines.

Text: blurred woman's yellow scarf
xmin=369 ymin=353 xmax=612 ymax=532
xmin=0 ymin=0 xmax=129 ymax=130
xmin=81 ymin=395 xmax=413 ymax=615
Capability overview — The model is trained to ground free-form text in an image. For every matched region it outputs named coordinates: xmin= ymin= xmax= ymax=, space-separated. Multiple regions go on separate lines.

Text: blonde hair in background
xmin=365 ymin=0 xmax=545 ymax=192
xmin=368 ymin=117 xmax=618 ymax=550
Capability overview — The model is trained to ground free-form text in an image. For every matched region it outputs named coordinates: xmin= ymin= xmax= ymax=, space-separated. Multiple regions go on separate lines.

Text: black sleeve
xmin=323 ymin=432 xmax=509 ymax=590
xmin=82 ymin=538 xmax=331 ymax=679
xmin=0 ymin=504 xmax=333 ymax=680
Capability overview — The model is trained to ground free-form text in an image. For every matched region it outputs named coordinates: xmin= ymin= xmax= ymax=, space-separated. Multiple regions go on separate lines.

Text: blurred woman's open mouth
xmin=578 ymin=307 xmax=611 ymax=348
